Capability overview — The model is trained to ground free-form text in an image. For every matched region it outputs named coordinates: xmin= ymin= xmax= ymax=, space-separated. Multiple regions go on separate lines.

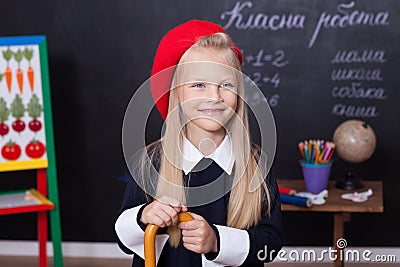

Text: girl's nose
xmin=206 ymin=83 xmax=223 ymax=102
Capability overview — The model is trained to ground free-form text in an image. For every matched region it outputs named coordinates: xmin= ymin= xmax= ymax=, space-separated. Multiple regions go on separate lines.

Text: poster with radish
xmin=0 ymin=36 xmax=49 ymax=172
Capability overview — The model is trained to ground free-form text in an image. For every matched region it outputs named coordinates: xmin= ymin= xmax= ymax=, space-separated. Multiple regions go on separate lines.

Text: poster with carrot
xmin=0 ymin=36 xmax=48 ymax=172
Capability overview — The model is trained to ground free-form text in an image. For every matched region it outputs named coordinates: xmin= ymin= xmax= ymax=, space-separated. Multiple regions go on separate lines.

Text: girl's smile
xmin=198 ymin=108 xmax=225 ymax=116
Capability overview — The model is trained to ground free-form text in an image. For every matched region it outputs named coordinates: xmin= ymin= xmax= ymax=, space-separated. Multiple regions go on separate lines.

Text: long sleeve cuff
xmin=114 ymin=204 xmax=169 ymax=263
xmin=210 ymin=225 xmax=250 ymax=266
xmin=204 ymin=223 xmax=220 ymax=261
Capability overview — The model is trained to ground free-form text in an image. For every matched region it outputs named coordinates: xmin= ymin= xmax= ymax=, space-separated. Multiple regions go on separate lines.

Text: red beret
xmin=150 ymin=19 xmax=243 ymax=120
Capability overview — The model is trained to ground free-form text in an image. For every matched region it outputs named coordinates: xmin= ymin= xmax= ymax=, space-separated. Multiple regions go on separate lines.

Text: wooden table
xmin=278 ymin=179 xmax=384 ymax=267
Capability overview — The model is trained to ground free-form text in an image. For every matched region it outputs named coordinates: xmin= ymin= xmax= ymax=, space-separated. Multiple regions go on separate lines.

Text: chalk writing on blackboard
xmin=331 ymin=69 xmax=383 ymax=82
xmin=244 ymin=91 xmax=279 ymax=108
xmin=220 ymin=1 xmax=305 ymax=31
xmin=309 ymin=1 xmax=389 ymax=48
xmin=331 ymin=50 xmax=386 ymax=64
xmin=331 ymin=104 xmax=379 ymax=118
xmin=219 ymin=1 xmax=392 ymax=118
xmin=244 ymin=49 xmax=289 ymax=68
xmin=242 ymin=49 xmax=289 ymax=108
xmin=330 ymin=49 xmax=387 ymax=118
xmin=220 ymin=1 xmax=390 ymax=49
xmin=331 ymin=83 xmax=387 ymax=100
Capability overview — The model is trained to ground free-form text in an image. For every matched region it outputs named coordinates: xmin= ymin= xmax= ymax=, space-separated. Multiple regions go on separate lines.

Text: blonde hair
xmin=142 ymin=32 xmax=271 ymax=247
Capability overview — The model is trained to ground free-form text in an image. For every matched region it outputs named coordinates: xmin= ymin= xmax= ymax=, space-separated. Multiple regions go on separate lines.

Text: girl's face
xmin=176 ymin=49 xmax=238 ymax=136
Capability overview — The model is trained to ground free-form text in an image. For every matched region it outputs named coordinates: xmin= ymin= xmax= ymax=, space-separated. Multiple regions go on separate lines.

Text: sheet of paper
xmin=0 ymin=191 xmax=41 ymax=208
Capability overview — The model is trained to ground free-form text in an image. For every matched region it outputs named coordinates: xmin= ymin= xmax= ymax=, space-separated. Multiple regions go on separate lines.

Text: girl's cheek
xmin=180 ymin=89 xmax=201 ymax=103
xmin=224 ymin=95 xmax=238 ymax=110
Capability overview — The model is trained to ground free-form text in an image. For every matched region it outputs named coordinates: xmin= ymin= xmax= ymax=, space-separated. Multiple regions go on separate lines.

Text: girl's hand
xmin=178 ymin=212 xmax=218 ymax=254
xmin=140 ymin=196 xmax=187 ymax=228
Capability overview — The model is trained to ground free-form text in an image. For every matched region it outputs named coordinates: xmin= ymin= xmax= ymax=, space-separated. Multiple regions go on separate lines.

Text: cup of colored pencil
xmin=298 ymin=140 xmax=335 ymax=193
xmin=298 ymin=140 xmax=335 ymax=164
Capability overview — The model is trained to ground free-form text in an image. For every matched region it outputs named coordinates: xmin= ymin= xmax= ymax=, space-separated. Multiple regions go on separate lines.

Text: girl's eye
xmin=191 ymin=83 xmax=206 ymax=88
xmin=220 ymin=82 xmax=234 ymax=89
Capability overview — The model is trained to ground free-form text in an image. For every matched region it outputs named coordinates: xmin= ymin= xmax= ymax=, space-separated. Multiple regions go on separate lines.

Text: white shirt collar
xmin=181 ymin=135 xmax=235 ymax=175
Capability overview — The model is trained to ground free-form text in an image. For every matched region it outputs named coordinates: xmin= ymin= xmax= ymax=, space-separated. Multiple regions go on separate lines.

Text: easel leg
xmin=38 ymin=168 xmax=63 ymax=267
xmin=37 ymin=169 xmax=48 ymax=267
xmin=50 ymin=209 xmax=63 ymax=267
xmin=47 ymin=168 xmax=64 ymax=267
xmin=333 ymin=212 xmax=351 ymax=267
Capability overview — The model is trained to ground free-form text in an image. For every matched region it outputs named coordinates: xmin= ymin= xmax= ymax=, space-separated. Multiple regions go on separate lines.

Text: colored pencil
xmin=298 ymin=139 xmax=335 ymax=164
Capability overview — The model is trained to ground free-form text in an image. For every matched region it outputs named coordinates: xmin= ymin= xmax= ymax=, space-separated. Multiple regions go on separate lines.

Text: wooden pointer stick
xmin=144 ymin=212 xmax=194 ymax=267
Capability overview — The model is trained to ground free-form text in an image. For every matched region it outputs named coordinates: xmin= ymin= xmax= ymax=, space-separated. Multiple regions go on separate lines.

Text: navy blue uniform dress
xmin=116 ymin=146 xmax=283 ymax=267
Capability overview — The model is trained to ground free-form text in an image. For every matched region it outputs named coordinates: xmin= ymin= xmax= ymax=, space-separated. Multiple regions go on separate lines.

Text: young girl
xmin=115 ymin=20 xmax=283 ymax=267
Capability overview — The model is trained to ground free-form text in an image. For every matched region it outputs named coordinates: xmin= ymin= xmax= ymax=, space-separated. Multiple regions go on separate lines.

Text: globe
xmin=332 ymin=119 xmax=377 ymax=189
xmin=333 ymin=120 xmax=376 ymax=163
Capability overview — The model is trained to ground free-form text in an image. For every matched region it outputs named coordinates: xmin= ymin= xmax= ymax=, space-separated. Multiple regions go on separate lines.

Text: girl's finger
xmin=162 ymin=206 xmax=179 ymax=224
xmin=152 ymin=214 xmax=166 ymax=228
xmin=187 ymin=212 xmax=204 ymax=220
xmin=172 ymin=205 xmax=187 ymax=214
xmin=181 ymin=229 xmax=198 ymax=237
xmin=182 ymin=235 xmax=200 ymax=245
xmin=179 ymin=219 xmax=199 ymax=230
xmin=156 ymin=209 xmax=173 ymax=226
xmin=172 ymin=206 xmax=182 ymax=213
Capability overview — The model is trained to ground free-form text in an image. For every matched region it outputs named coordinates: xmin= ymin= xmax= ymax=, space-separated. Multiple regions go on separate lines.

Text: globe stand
xmin=335 ymin=169 xmax=364 ymax=190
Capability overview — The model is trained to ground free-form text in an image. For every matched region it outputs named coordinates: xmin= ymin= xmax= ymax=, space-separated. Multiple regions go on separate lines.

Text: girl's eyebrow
xmin=184 ymin=76 xmax=235 ymax=82
xmin=220 ymin=77 xmax=235 ymax=81
xmin=188 ymin=78 xmax=207 ymax=82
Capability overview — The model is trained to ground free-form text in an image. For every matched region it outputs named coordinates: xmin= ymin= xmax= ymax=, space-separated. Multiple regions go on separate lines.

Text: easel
xmin=0 ymin=36 xmax=63 ymax=267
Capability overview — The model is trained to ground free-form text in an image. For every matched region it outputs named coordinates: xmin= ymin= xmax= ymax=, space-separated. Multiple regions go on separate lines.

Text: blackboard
xmin=0 ymin=0 xmax=399 ymax=247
